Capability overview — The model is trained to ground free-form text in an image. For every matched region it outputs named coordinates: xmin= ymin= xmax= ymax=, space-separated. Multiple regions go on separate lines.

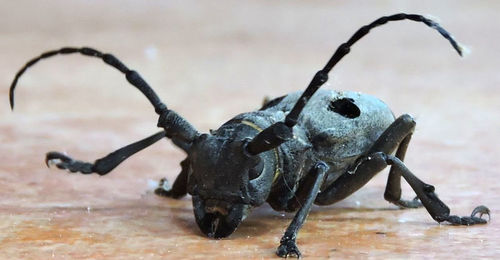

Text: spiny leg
xmin=154 ymin=158 xmax=189 ymax=199
xmin=46 ymin=131 xmax=165 ymax=175
xmin=276 ymin=162 xmax=328 ymax=258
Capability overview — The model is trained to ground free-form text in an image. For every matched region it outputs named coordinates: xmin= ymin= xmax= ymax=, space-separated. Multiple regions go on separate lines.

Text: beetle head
xmin=187 ymin=134 xmax=276 ymax=238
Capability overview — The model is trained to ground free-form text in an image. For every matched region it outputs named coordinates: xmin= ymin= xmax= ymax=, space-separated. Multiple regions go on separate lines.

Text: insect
xmin=9 ymin=13 xmax=490 ymax=258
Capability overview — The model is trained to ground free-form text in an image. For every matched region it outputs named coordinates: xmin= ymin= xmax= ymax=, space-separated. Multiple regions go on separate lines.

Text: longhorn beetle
xmin=9 ymin=13 xmax=490 ymax=258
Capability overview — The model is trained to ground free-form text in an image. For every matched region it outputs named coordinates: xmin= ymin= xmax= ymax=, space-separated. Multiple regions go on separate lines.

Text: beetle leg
xmin=318 ymin=152 xmax=489 ymax=225
xmin=382 ymin=134 xmax=422 ymax=208
xmin=154 ymin=158 xmax=189 ymax=199
xmin=45 ymin=131 xmax=166 ymax=175
xmin=366 ymin=115 xmax=423 ymax=208
xmin=383 ymin=153 xmax=490 ymax=225
xmin=261 ymin=96 xmax=271 ymax=107
xmin=315 ymin=114 xmax=421 ymax=207
xmin=286 ymin=163 xmax=330 ymax=212
xmin=259 ymin=95 xmax=287 ymax=110
xmin=276 ymin=162 xmax=328 ymax=258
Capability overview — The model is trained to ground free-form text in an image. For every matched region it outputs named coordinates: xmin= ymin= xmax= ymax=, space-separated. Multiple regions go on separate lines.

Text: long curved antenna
xmin=247 ymin=13 xmax=463 ymax=155
xmin=9 ymin=47 xmax=199 ymax=143
xmin=9 ymin=47 xmax=167 ymax=114
xmin=285 ymin=13 xmax=463 ymax=127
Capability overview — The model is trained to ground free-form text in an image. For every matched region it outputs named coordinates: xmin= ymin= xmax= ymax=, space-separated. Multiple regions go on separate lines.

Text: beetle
xmin=9 ymin=13 xmax=490 ymax=258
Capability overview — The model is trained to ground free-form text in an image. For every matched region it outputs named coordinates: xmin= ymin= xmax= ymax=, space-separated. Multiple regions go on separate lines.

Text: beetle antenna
xmin=324 ymin=13 xmax=463 ymax=71
xmin=285 ymin=13 xmax=462 ymax=127
xmin=247 ymin=13 xmax=463 ymax=155
xmin=9 ymin=47 xmax=167 ymax=115
xmin=10 ymin=47 xmax=200 ymax=143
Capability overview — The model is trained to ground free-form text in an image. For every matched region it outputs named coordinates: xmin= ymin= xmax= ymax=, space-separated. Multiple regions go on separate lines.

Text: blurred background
xmin=1 ymin=0 xmax=499 ymax=258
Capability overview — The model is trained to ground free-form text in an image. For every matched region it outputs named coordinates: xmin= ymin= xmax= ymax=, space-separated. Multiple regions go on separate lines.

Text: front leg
xmin=154 ymin=158 xmax=189 ymax=199
xmin=46 ymin=131 xmax=166 ymax=175
xmin=276 ymin=162 xmax=328 ymax=258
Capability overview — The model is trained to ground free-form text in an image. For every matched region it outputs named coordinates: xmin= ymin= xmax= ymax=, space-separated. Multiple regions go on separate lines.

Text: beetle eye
xmin=248 ymin=159 xmax=264 ymax=180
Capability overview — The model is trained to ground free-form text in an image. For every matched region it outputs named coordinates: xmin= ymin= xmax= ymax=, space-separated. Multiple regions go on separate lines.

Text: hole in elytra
xmin=328 ymin=98 xmax=360 ymax=118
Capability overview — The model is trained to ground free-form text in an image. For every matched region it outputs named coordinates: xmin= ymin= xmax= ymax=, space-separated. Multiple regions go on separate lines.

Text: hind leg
xmin=314 ymin=114 xmax=489 ymax=225
xmin=372 ymin=153 xmax=488 ymax=225
xmin=382 ymin=133 xmax=422 ymax=208
xmin=316 ymin=114 xmax=420 ymax=206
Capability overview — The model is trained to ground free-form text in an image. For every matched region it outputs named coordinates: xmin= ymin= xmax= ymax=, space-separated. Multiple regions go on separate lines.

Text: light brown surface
xmin=1 ymin=1 xmax=499 ymax=259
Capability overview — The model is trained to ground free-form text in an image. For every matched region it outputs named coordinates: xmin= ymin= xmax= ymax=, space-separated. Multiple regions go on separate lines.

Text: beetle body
xmin=9 ymin=13 xmax=490 ymax=258
xmin=216 ymin=89 xmax=394 ymax=212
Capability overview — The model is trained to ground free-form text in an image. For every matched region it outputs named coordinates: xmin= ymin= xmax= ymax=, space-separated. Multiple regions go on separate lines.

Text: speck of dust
xmin=147 ymin=179 xmax=159 ymax=189
xmin=144 ymin=46 xmax=158 ymax=61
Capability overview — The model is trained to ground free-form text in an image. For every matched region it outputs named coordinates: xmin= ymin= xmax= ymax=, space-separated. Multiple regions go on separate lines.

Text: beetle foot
xmin=445 ymin=205 xmax=490 ymax=225
xmin=276 ymin=239 xmax=301 ymax=258
xmin=154 ymin=178 xmax=173 ymax=197
xmin=394 ymin=196 xmax=423 ymax=209
xmin=45 ymin=151 xmax=93 ymax=174
xmin=471 ymin=205 xmax=491 ymax=220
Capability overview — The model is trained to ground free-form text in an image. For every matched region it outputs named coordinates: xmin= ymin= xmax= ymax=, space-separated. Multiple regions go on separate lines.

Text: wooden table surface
xmin=1 ymin=1 xmax=499 ymax=259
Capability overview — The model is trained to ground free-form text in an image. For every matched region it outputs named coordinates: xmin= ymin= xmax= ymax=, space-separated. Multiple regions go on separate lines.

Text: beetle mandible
xmin=9 ymin=13 xmax=490 ymax=258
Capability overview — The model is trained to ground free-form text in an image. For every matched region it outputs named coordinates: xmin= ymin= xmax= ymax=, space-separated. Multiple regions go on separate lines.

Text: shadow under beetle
xmin=9 ymin=13 xmax=490 ymax=258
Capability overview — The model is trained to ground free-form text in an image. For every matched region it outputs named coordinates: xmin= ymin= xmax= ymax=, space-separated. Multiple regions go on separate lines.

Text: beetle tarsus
xmin=472 ymin=205 xmax=491 ymax=220
xmin=45 ymin=151 xmax=94 ymax=174
xmin=45 ymin=131 xmax=166 ymax=176
xmin=154 ymin=158 xmax=189 ymax=199
xmin=154 ymin=178 xmax=173 ymax=197
xmin=383 ymin=154 xmax=491 ymax=226
xmin=276 ymin=238 xmax=301 ymax=258
xmin=390 ymin=196 xmax=423 ymax=209
xmin=444 ymin=205 xmax=490 ymax=225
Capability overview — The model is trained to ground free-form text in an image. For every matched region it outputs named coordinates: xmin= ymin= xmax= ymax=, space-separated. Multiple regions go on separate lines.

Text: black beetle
xmin=9 ymin=13 xmax=490 ymax=258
